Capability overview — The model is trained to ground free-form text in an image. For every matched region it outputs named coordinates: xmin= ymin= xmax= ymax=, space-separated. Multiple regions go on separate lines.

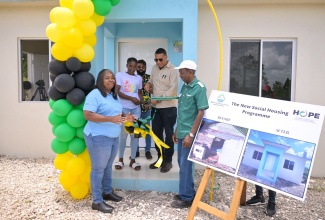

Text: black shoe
xmin=246 ymin=195 xmax=266 ymax=206
xmin=145 ymin=151 xmax=152 ymax=160
xmin=149 ymin=160 xmax=160 ymax=169
xmin=92 ymin=202 xmax=114 ymax=213
xmin=266 ymin=201 xmax=276 ymax=216
xmin=173 ymin=194 xmax=182 ymax=201
xmin=136 ymin=151 xmax=140 ymax=157
xmin=171 ymin=199 xmax=193 ymax=209
xmin=102 ymin=192 xmax=123 ymax=202
xmin=160 ymin=162 xmax=173 ymax=173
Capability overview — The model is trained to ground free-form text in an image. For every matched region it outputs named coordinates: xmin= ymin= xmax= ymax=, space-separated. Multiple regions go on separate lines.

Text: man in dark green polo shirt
xmin=171 ymin=60 xmax=209 ymax=208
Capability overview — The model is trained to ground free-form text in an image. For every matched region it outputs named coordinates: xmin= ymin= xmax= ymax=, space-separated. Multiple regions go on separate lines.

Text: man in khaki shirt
xmin=144 ymin=48 xmax=179 ymax=173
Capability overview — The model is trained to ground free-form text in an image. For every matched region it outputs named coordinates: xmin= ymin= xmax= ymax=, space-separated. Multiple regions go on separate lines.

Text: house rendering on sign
xmin=240 ymin=140 xmax=311 ymax=185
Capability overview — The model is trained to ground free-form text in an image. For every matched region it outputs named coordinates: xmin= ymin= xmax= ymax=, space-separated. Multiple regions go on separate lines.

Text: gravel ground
xmin=0 ymin=155 xmax=324 ymax=220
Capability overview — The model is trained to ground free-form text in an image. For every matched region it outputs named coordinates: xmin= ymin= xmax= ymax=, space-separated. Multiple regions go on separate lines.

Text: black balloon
xmin=48 ymin=59 xmax=70 ymax=77
xmin=50 ymin=74 xmax=56 ymax=83
xmin=48 ymin=85 xmax=66 ymax=101
xmin=66 ymin=88 xmax=85 ymax=106
xmin=74 ymin=71 xmax=95 ymax=92
xmin=54 ymin=74 xmax=75 ymax=93
xmin=66 ymin=57 xmax=81 ymax=72
xmin=78 ymin=62 xmax=91 ymax=73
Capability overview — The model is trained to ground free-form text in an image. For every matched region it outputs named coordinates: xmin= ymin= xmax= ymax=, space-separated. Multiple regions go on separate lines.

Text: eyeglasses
xmin=154 ymin=58 xmax=163 ymax=62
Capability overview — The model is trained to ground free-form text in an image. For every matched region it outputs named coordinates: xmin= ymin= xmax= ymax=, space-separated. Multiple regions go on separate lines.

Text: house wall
xmin=241 ymin=144 xmax=263 ymax=168
xmin=0 ymin=6 xmax=54 ymax=158
xmin=198 ymin=3 xmax=325 ymax=177
xmin=278 ymin=153 xmax=307 ymax=185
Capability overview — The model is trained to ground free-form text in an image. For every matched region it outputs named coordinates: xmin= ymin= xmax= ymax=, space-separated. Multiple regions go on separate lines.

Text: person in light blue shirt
xmin=83 ymin=69 xmax=135 ymax=214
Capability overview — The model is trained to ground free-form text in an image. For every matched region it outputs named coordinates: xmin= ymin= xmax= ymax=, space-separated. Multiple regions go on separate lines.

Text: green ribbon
xmin=151 ymin=96 xmax=179 ymax=101
xmin=133 ymin=116 xmax=152 ymax=132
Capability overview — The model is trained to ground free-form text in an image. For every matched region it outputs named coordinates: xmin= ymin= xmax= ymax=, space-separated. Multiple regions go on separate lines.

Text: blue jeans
xmin=137 ymin=110 xmax=152 ymax=152
xmin=119 ymin=107 xmax=141 ymax=159
xmin=178 ymin=138 xmax=196 ymax=201
xmin=256 ymin=185 xmax=276 ymax=202
xmin=84 ymin=133 xmax=119 ymax=203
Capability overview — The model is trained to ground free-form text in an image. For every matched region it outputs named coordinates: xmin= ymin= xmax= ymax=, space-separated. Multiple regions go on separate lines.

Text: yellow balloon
xmin=50 ymin=7 xmax=60 ymax=23
xmin=70 ymin=181 xmax=89 ymax=199
xmin=83 ymin=34 xmax=97 ymax=47
xmin=66 ymin=157 xmax=86 ymax=176
xmin=62 ymin=27 xmax=84 ymax=49
xmin=54 ymin=151 xmax=74 ymax=170
xmin=73 ymin=43 xmax=94 ymax=62
xmin=73 ymin=0 xmax=94 ymax=19
xmin=59 ymin=170 xmax=78 ymax=191
xmin=60 ymin=0 xmax=73 ymax=9
xmin=79 ymin=165 xmax=91 ymax=184
xmin=75 ymin=18 xmax=96 ymax=36
xmin=46 ymin=23 xmax=64 ymax=43
xmin=53 ymin=7 xmax=76 ymax=29
xmin=91 ymin=12 xmax=105 ymax=26
xmin=51 ymin=42 xmax=74 ymax=61
xmin=78 ymin=148 xmax=91 ymax=165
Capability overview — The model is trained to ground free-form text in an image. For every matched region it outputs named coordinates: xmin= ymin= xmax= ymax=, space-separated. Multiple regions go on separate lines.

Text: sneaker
xmin=145 ymin=151 xmax=152 ymax=160
xmin=266 ymin=201 xmax=276 ymax=216
xmin=173 ymin=194 xmax=181 ymax=201
xmin=246 ymin=195 xmax=266 ymax=206
xmin=160 ymin=162 xmax=173 ymax=173
xmin=171 ymin=199 xmax=193 ymax=209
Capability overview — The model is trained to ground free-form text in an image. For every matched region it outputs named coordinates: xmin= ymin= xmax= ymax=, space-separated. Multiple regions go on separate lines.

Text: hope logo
xmin=293 ymin=110 xmax=320 ymax=119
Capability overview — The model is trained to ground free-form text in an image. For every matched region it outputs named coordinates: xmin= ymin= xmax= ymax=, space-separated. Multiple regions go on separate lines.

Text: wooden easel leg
xmin=240 ymin=181 xmax=247 ymax=206
xmin=187 ymin=168 xmax=213 ymax=220
xmin=227 ymin=179 xmax=246 ymax=219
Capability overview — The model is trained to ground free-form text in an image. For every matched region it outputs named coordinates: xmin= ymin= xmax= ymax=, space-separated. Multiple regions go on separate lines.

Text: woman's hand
xmin=111 ymin=114 xmax=126 ymax=124
xmin=125 ymin=112 xmax=137 ymax=122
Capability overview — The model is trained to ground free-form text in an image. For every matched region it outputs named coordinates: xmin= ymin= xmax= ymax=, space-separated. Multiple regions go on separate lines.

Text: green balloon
xmin=51 ymin=138 xmax=69 ymax=154
xmin=75 ymin=126 xmax=85 ymax=139
xmin=74 ymin=101 xmax=85 ymax=110
xmin=48 ymin=111 xmax=67 ymax=126
xmin=52 ymin=125 xmax=58 ymax=135
xmin=93 ymin=0 xmax=112 ymax=16
xmin=49 ymin=99 xmax=56 ymax=109
xmin=67 ymin=109 xmax=86 ymax=128
xmin=69 ymin=138 xmax=86 ymax=155
xmin=110 ymin=0 xmax=120 ymax=6
xmin=55 ymin=123 xmax=75 ymax=142
xmin=53 ymin=99 xmax=73 ymax=117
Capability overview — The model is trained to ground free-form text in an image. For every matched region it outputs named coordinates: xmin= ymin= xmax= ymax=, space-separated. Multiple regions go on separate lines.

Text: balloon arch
xmin=46 ymin=0 xmax=120 ymax=199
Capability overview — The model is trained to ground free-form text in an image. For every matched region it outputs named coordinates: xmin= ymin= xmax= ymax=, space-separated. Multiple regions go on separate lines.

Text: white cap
xmin=174 ymin=60 xmax=197 ymax=70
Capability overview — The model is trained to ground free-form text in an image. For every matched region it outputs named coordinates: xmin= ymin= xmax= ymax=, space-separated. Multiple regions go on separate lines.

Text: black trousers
xmin=151 ymin=107 xmax=177 ymax=163
xmin=256 ymin=185 xmax=276 ymax=202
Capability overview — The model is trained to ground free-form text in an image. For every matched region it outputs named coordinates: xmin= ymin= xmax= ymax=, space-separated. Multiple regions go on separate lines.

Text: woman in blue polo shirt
xmin=83 ymin=69 xmax=134 ymax=214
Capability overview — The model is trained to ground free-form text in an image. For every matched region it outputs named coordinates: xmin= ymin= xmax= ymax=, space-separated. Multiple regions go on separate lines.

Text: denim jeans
xmin=137 ymin=110 xmax=152 ymax=152
xmin=177 ymin=138 xmax=196 ymax=201
xmin=151 ymin=107 xmax=177 ymax=162
xmin=255 ymin=185 xmax=276 ymax=202
xmin=119 ymin=107 xmax=141 ymax=159
xmin=84 ymin=133 xmax=119 ymax=203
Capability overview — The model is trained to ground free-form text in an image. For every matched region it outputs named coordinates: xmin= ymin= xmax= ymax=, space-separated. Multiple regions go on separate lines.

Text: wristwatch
xmin=189 ymin=132 xmax=195 ymax=138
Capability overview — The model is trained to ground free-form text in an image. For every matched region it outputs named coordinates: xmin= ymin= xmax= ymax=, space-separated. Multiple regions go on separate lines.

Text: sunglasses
xmin=154 ymin=58 xmax=164 ymax=62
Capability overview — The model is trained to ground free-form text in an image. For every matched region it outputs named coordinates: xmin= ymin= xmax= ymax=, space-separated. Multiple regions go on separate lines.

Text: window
xmin=252 ymin=150 xmax=263 ymax=160
xmin=19 ymin=39 xmax=50 ymax=101
xmin=283 ymin=159 xmax=295 ymax=170
xmin=230 ymin=40 xmax=295 ymax=101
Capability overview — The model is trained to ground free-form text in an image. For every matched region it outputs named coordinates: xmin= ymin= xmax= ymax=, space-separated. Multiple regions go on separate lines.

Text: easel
xmin=187 ymin=168 xmax=247 ymax=220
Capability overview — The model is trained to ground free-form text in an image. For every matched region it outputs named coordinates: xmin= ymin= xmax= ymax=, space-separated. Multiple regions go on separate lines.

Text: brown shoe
xmin=160 ymin=162 xmax=172 ymax=173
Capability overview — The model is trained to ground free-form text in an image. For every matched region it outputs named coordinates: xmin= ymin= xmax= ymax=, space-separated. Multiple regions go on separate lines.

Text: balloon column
xmin=46 ymin=0 xmax=121 ymax=199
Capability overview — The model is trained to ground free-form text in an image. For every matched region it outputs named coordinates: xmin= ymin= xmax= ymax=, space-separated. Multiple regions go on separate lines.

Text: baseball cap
xmin=174 ymin=60 xmax=197 ymax=70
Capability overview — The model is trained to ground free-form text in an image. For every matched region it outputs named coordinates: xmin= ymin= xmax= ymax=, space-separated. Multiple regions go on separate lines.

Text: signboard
xmin=188 ymin=90 xmax=325 ymax=200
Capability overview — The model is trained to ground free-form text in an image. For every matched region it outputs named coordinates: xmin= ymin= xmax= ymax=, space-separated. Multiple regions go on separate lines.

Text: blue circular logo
xmin=218 ymin=94 xmax=225 ymax=103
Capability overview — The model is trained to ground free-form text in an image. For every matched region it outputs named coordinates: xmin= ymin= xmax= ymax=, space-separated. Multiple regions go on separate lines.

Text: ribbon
xmin=124 ymin=117 xmax=169 ymax=168
xmin=151 ymin=96 xmax=179 ymax=101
